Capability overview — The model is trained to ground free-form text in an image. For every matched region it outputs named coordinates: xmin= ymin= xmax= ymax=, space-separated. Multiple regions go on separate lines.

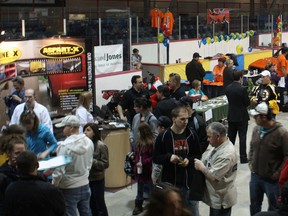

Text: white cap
xmin=250 ymin=102 xmax=269 ymax=116
xmin=260 ymin=70 xmax=271 ymax=77
xmin=55 ymin=115 xmax=80 ymax=128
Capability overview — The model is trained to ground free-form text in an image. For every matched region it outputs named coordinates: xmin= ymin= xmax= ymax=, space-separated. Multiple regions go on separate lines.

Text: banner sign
xmin=207 ymin=8 xmax=230 ymax=24
xmin=0 ymin=38 xmax=93 ymax=127
xmin=94 ymin=44 xmax=123 ymax=75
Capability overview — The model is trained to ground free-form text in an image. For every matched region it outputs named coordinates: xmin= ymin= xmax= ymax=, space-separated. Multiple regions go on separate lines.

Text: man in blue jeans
xmin=249 ymin=103 xmax=288 ymax=216
xmin=53 ymin=115 xmax=94 ymax=216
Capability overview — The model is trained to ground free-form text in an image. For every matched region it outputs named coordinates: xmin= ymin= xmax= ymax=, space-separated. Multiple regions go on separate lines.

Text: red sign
xmin=207 ymin=8 xmax=230 ymax=24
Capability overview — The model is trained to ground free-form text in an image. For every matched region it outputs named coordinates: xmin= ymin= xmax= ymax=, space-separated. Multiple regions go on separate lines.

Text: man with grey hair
xmin=10 ymin=88 xmax=53 ymax=132
xmin=223 ymin=59 xmax=234 ymax=91
xmin=194 ymin=122 xmax=237 ymax=216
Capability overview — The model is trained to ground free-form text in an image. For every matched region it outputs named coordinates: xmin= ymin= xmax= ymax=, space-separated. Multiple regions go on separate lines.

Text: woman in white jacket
xmin=76 ymin=91 xmax=94 ymax=133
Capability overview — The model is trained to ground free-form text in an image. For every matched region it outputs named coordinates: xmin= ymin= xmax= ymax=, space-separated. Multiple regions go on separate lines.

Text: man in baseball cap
xmin=55 ymin=115 xmax=80 ymax=128
xmin=186 ymin=52 xmax=206 ymax=87
xmin=248 ymin=101 xmax=288 ymax=215
xmin=52 ymin=114 xmax=94 ymax=215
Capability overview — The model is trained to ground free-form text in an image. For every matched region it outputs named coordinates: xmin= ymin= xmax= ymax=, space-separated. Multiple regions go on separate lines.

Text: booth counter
xmin=101 ymin=127 xmax=131 ymax=188
xmin=142 ymin=49 xmax=272 ymax=84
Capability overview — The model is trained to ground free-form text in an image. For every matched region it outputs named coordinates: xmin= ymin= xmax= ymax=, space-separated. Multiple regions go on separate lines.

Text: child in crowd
xmin=133 ymin=123 xmax=154 ymax=215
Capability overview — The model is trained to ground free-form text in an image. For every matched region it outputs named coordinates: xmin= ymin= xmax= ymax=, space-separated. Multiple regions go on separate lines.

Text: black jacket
xmin=153 ymin=97 xmax=177 ymax=119
xmin=185 ymin=59 xmax=206 ymax=82
xmin=119 ymin=87 xmax=149 ymax=124
xmin=188 ymin=111 xmax=208 ymax=153
xmin=226 ymin=81 xmax=250 ymax=122
xmin=5 ymin=175 xmax=65 ymax=216
xmin=153 ymin=127 xmax=204 ymax=200
xmin=223 ymin=67 xmax=234 ymax=91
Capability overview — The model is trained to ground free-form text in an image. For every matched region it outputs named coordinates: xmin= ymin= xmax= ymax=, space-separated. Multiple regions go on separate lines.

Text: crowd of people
xmin=0 ymin=47 xmax=288 ymax=216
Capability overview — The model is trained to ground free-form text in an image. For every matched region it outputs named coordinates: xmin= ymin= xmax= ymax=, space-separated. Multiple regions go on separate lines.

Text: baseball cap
xmin=250 ymin=102 xmax=269 ymax=116
xmin=193 ymin=52 xmax=201 ymax=58
xmin=55 ymin=115 xmax=80 ymax=128
xmin=260 ymin=70 xmax=271 ymax=77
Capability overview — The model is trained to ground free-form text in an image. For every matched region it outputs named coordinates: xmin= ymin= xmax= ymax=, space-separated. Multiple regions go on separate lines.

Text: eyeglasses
xmin=24 ymin=96 xmax=33 ymax=99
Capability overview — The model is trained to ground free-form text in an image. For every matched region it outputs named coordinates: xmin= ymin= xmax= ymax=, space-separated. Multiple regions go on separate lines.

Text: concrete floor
xmin=104 ymin=112 xmax=288 ymax=216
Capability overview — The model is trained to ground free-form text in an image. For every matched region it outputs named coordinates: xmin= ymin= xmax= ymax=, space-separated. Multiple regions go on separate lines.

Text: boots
xmin=132 ymin=199 xmax=143 ymax=215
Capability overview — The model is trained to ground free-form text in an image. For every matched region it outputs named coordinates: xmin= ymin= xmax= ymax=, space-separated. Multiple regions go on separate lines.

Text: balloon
xmin=157 ymin=33 xmax=164 ymax=43
xmin=236 ymin=44 xmax=243 ymax=54
xmin=277 ymin=32 xmax=282 ymax=37
xmin=248 ymin=46 xmax=253 ymax=52
xmin=275 ymin=28 xmax=280 ymax=33
xmin=249 ymin=30 xmax=255 ymax=36
xmin=211 ymin=38 xmax=214 ymax=44
xmin=275 ymin=41 xmax=280 ymax=46
xmin=278 ymin=23 xmax=282 ymax=29
xmin=163 ymin=38 xmax=169 ymax=47
xmin=218 ymin=35 xmax=224 ymax=42
xmin=276 ymin=16 xmax=281 ymax=23
xmin=202 ymin=38 xmax=207 ymax=45
xmin=241 ymin=33 xmax=246 ymax=39
xmin=230 ymin=33 xmax=235 ymax=40
xmin=225 ymin=35 xmax=230 ymax=42
xmin=213 ymin=36 xmax=218 ymax=42
xmin=206 ymin=37 xmax=211 ymax=44
xmin=164 ymin=29 xmax=171 ymax=37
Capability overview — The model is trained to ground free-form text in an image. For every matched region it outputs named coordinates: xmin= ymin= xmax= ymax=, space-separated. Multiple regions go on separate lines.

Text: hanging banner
xmin=94 ymin=44 xmax=123 ymax=75
xmin=207 ymin=8 xmax=230 ymax=24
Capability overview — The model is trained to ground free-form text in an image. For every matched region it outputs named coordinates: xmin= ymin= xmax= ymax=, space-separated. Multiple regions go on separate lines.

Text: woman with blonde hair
xmin=76 ymin=91 xmax=94 ymax=133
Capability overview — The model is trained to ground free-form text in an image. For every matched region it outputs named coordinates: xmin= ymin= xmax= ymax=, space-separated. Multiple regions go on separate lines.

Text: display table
xmin=101 ymin=127 xmax=131 ymax=188
xmin=195 ymin=95 xmax=228 ymax=124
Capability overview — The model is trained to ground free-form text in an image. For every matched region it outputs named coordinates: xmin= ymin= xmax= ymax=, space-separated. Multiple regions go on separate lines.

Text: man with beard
xmin=10 ymin=88 xmax=53 ymax=132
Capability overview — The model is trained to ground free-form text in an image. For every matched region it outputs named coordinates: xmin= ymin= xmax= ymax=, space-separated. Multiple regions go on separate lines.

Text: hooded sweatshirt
xmin=52 ymin=134 xmax=94 ymax=189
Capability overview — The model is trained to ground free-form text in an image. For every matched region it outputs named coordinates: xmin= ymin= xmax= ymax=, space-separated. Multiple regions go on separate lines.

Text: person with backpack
xmin=129 ymin=97 xmax=158 ymax=151
xmin=132 ymin=123 xmax=154 ymax=215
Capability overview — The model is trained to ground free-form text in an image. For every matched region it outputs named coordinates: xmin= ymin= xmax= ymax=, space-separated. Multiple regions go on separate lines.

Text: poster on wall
xmin=94 ymin=44 xmax=123 ymax=75
xmin=0 ymin=38 xmax=93 ymax=128
xmin=207 ymin=8 xmax=230 ymax=24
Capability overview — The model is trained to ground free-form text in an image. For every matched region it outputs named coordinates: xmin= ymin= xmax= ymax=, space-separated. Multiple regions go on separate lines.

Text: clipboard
xmin=38 ymin=155 xmax=72 ymax=171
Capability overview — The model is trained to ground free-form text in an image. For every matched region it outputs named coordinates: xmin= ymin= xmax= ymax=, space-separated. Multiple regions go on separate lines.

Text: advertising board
xmin=0 ymin=38 xmax=94 ymax=127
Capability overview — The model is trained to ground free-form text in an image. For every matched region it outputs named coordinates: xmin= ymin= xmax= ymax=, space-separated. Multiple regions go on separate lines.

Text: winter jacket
xmin=153 ymin=127 xmax=201 ymax=189
xmin=52 ymin=134 xmax=94 ymax=189
xmin=5 ymin=174 xmax=65 ymax=216
xmin=89 ymin=140 xmax=109 ymax=181
xmin=134 ymin=144 xmax=153 ymax=183
xmin=248 ymin=122 xmax=288 ymax=181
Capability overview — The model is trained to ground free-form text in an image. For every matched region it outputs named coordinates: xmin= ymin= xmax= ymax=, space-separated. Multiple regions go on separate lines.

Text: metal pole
xmin=179 ymin=16 xmax=181 ymax=40
xmin=241 ymin=15 xmax=243 ymax=33
xmin=136 ymin=16 xmax=139 ymax=43
xmin=98 ymin=18 xmax=102 ymax=46
xmin=247 ymin=15 xmax=250 ymax=32
xmin=196 ymin=15 xmax=199 ymax=38
xmin=157 ymin=16 xmax=160 ymax=64
xmin=21 ymin=19 xmax=25 ymax=37
xmin=271 ymin=15 xmax=273 ymax=50
xmin=129 ymin=17 xmax=132 ymax=70
xmin=63 ymin=18 xmax=67 ymax=35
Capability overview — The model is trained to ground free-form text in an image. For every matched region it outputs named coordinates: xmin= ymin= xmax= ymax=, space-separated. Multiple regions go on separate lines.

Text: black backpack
xmin=124 ymin=151 xmax=135 ymax=178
